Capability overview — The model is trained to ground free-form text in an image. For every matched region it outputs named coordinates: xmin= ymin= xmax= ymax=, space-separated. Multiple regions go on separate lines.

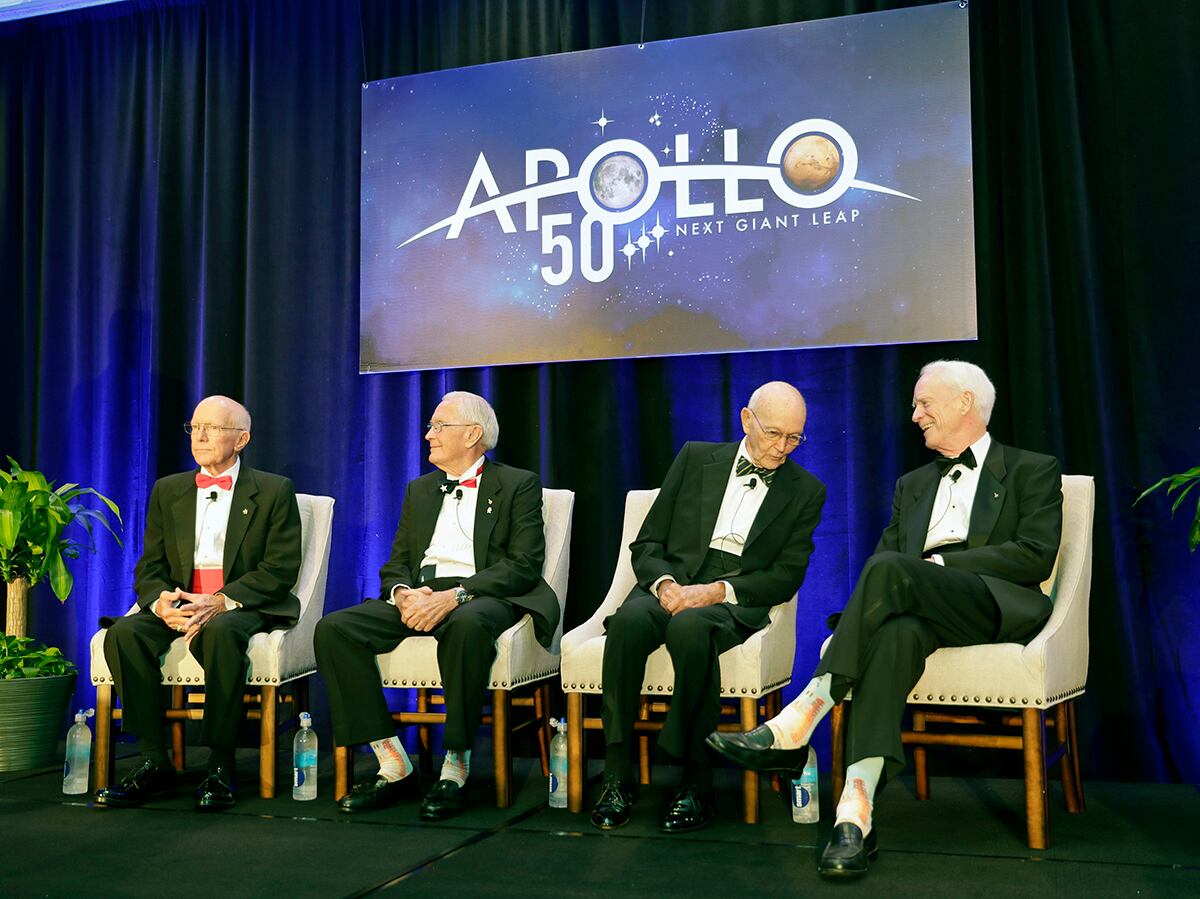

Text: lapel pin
xmin=242 ymin=508 xmax=249 ymax=515
xmin=993 ymin=493 xmax=999 ymax=500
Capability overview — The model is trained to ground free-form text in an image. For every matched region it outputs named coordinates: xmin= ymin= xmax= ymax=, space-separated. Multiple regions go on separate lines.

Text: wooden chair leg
xmin=94 ymin=684 xmax=113 ymax=789
xmin=1053 ymin=702 xmax=1081 ymax=814
xmin=259 ymin=685 xmax=277 ymax=799
xmin=1067 ymin=699 xmax=1085 ymax=812
xmin=740 ymin=697 xmax=759 ymax=824
xmin=830 ymin=700 xmax=846 ymax=803
xmin=295 ymin=676 xmax=310 ymax=715
xmin=416 ymin=689 xmax=433 ymax=776
xmin=913 ymin=708 xmax=930 ymax=800
xmin=534 ymin=683 xmax=550 ymax=778
xmin=493 ymin=689 xmax=512 ymax=808
xmin=1022 ymin=707 xmax=1049 ymax=850
xmin=567 ymin=692 xmax=584 ymax=813
xmin=335 ymin=745 xmax=351 ymax=800
xmin=637 ymin=699 xmax=651 ymax=786
xmin=170 ymin=686 xmax=186 ymax=771
xmin=767 ymin=689 xmax=782 ymax=793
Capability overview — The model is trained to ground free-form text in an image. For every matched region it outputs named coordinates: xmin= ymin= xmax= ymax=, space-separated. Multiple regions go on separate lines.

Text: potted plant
xmin=1135 ymin=466 xmax=1200 ymax=552
xmin=0 ymin=458 xmax=122 ymax=771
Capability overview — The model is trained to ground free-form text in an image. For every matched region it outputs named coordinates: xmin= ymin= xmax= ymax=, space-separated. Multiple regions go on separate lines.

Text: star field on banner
xmin=359 ymin=1 xmax=974 ymax=373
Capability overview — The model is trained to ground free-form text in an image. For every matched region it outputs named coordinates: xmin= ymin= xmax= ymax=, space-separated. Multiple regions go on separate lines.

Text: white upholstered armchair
xmin=560 ymin=489 xmax=799 ymax=823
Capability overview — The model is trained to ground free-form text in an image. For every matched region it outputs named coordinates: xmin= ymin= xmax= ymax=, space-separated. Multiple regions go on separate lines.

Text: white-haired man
xmin=709 ymin=360 xmax=1063 ymax=879
xmin=97 ymin=395 xmax=302 ymax=812
xmin=316 ymin=391 xmax=557 ymax=820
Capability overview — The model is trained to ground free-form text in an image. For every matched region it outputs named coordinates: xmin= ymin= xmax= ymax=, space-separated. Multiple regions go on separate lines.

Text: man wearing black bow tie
xmin=590 ymin=381 xmax=826 ymax=833
xmin=315 ymin=391 xmax=557 ymax=820
xmin=97 ymin=395 xmax=302 ymax=812
xmin=708 ymin=360 xmax=1062 ymax=879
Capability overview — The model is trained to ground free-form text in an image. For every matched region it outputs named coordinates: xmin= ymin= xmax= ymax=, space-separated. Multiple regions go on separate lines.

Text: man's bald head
xmin=189 ymin=395 xmax=251 ymax=474
xmin=741 ymin=381 xmax=808 ymax=470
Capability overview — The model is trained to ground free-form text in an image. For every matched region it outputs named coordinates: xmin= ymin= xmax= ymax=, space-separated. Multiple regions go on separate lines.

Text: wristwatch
xmin=454 ymin=587 xmax=474 ymax=605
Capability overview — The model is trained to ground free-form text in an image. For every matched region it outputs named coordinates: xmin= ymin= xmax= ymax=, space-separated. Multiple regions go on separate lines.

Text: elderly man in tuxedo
xmin=315 ymin=391 xmax=557 ymax=820
xmin=96 ymin=395 xmax=302 ymax=812
xmin=590 ymin=381 xmax=827 ymax=834
xmin=709 ymin=360 xmax=1063 ymax=879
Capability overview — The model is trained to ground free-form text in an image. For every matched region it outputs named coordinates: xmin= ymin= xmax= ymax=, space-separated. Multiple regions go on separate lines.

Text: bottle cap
xmin=75 ymin=708 xmax=95 ymax=722
xmin=300 ymin=712 xmax=312 ymax=726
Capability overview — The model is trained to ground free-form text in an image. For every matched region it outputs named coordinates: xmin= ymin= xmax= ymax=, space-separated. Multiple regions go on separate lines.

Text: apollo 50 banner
xmin=360 ymin=1 xmax=973 ymax=372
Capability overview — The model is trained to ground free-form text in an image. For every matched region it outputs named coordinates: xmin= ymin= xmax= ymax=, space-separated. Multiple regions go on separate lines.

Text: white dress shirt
xmin=924 ymin=432 xmax=992 ymax=559
xmin=390 ymin=456 xmax=485 ymax=603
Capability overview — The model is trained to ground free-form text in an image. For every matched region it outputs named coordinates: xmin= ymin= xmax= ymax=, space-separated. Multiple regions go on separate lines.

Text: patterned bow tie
xmin=735 ymin=455 xmax=777 ymax=487
xmin=934 ymin=447 xmax=977 ymax=477
xmin=195 ymin=472 xmax=233 ymax=490
xmin=439 ymin=464 xmax=482 ymax=494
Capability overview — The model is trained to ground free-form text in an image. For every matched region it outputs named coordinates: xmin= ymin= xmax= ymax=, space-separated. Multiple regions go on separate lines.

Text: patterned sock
xmin=440 ymin=749 xmax=471 ymax=787
xmin=369 ymin=737 xmax=413 ymax=783
xmin=835 ymin=756 xmax=884 ymax=837
xmin=766 ymin=673 xmax=834 ymax=748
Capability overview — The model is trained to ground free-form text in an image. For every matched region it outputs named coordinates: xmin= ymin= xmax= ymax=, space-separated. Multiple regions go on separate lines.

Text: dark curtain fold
xmin=1 ymin=0 xmax=1197 ymax=783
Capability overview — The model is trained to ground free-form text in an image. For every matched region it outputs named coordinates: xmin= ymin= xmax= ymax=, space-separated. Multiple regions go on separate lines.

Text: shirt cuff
xmin=650 ymin=575 xmax=675 ymax=598
xmin=720 ymin=581 xmax=737 ymax=605
xmin=150 ymin=598 xmax=165 ymax=618
xmin=387 ymin=584 xmax=412 ymax=605
xmin=219 ymin=594 xmax=242 ymax=611
xmin=929 ymin=554 xmax=945 ymax=566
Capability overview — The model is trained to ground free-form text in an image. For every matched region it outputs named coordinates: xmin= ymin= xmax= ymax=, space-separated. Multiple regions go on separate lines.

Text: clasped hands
xmin=155 ymin=589 xmax=227 ymax=642
xmin=656 ymin=579 xmax=726 ymax=615
xmin=395 ymin=586 xmax=459 ymax=632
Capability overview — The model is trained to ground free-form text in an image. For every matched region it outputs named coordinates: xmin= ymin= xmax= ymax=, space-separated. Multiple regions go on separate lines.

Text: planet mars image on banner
xmin=784 ymin=134 xmax=842 ymax=193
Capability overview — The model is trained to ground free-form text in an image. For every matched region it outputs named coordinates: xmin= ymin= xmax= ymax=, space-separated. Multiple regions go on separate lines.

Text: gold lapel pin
xmin=242 ymin=508 xmax=249 ymax=515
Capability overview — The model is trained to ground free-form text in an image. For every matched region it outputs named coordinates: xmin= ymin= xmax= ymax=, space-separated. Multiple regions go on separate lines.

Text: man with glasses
xmin=315 ymin=391 xmax=557 ymax=820
xmin=590 ymin=381 xmax=826 ymax=833
xmin=97 ymin=395 xmax=302 ymax=812
xmin=708 ymin=360 xmax=1062 ymax=879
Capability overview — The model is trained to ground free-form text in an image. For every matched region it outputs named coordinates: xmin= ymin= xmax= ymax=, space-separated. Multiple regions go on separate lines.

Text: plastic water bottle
xmin=548 ymin=717 xmax=568 ymax=808
xmin=293 ymin=712 xmax=317 ymax=800
xmin=790 ymin=746 xmax=819 ymax=823
xmin=63 ymin=708 xmax=95 ymax=795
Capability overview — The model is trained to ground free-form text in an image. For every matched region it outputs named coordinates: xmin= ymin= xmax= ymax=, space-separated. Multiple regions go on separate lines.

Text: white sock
xmin=835 ymin=756 xmax=884 ymax=837
xmin=369 ymin=737 xmax=413 ymax=783
xmin=766 ymin=673 xmax=834 ymax=749
xmin=440 ymin=749 xmax=471 ymax=786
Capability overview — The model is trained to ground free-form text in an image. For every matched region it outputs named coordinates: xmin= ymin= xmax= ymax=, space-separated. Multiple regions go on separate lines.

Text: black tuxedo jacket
xmin=377 ymin=459 xmax=559 ymax=646
xmin=132 ymin=465 xmax=303 ymax=622
xmin=630 ymin=441 xmax=827 ymax=629
xmin=877 ymin=440 xmax=1063 ymax=642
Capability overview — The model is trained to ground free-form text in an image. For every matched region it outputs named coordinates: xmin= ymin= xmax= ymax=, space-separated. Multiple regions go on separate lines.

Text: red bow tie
xmin=196 ymin=472 xmax=234 ymax=491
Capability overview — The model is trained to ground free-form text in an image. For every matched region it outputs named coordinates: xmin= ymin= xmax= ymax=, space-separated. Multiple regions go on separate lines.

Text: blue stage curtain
xmin=1 ymin=0 xmax=1198 ymax=782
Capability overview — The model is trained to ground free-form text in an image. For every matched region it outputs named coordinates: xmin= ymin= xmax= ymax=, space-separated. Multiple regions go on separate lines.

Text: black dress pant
xmin=816 ymin=550 xmax=1026 ymax=780
xmin=601 ymin=586 xmax=755 ymax=786
xmin=314 ymin=596 xmax=518 ymax=751
xmin=104 ymin=607 xmax=270 ymax=762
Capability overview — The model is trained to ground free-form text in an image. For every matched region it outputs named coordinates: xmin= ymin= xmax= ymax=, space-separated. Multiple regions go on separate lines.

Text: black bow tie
xmin=934 ymin=447 xmax=977 ymax=477
xmin=438 ymin=478 xmax=461 ymax=494
xmin=735 ymin=455 xmax=777 ymax=487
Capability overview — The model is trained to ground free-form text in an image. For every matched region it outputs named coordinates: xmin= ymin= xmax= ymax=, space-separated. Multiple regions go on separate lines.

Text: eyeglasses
xmin=426 ymin=421 xmax=478 ymax=435
xmin=749 ymin=408 xmax=806 ymax=447
xmin=184 ymin=422 xmax=245 ymax=436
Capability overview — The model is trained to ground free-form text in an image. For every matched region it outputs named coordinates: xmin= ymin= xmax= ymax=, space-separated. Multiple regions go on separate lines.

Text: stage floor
xmin=3 ymin=750 xmax=1198 ymax=897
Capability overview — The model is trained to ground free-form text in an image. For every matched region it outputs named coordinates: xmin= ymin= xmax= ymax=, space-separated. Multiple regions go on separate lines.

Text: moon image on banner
xmin=592 ymin=153 xmax=646 ymax=210
xmin=783 ymin=134 xmax=842 ymax=192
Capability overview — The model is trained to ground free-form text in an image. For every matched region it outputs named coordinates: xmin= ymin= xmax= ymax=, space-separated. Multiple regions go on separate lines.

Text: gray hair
xmin=919 ymin=360 xmax=996 ymax=424
xmin=443 ymin=391 xmax=499 ymax=451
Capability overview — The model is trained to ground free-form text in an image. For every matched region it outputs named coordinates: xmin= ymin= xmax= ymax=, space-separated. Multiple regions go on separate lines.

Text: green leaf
xmin=66 ymin=486 xmax=122 ymax=524
xmin=0 ymin=508 xmax=18 ymax=550
xmin=1169 ymin=480 xmax=1199 ymax=516
xmin=47 ymin=547 xmax=73 ymax=601
xmin=1134 ymin=475 xmax=1176 ymax=505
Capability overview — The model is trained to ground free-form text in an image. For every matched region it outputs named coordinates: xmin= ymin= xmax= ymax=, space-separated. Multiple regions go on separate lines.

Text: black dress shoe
xmin=338 ymin=775 xmax=413 ymax=813
xmin=705 ymin=726 xmax=809 ymax=774
xmin=194 ymin=764 xmax=236 ymax=812
xmin=659 ymin=784 xmax=715 ymax=834
xmin=589 ymin=775 xmax=637 ymax=830
xmin=95 ymin=759 xmax=177 ymax=808
xmin=419 ymin=779 xmax=467 ymax=821
xmin=817 ymin=822 xmax=879 ymax=878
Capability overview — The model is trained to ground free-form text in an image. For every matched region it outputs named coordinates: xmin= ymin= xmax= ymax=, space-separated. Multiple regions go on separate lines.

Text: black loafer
xmin=95 ymin=758 xmax=177 ymax=808
xmin=659 ymin=784 xmax=714 ymax=834
xmin=419 ymin=779 xmax=467 ymax=821
xmin=338 ymin=775 xmax=413 ymax=813
xmin=590 ymin=775 xmax=638 ymax=830
xmin=705 ymin=726 xmax=809 ymax=774
xmin=817 ymin=822 xmax=879 ymax=878
xmin=194 ymin=764 xmax=236 ymax=812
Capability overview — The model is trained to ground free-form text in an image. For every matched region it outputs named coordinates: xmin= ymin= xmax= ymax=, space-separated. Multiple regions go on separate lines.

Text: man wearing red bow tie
xmin=97 ymin=395 xmax=301 ymax=812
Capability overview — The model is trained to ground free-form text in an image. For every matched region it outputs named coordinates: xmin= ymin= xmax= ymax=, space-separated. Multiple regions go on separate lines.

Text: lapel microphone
xmin=949 ymin=470 xmax=962 ymax=484
xmin=208 ymin=491 xmax=219 ymax=502
xmin=454 ymin=489 xmax=463 ymax=501
xmin=747 ymin=477 xmax=757 ymax=490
